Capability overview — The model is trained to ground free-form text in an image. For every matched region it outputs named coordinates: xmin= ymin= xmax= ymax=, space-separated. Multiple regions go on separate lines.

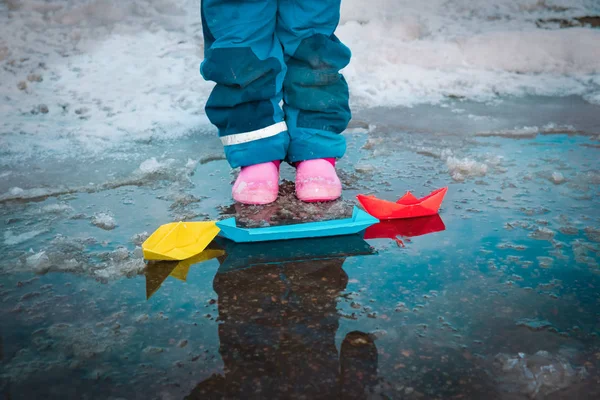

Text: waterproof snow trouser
xmin=200 ymin=0 xmax=351 ymax=168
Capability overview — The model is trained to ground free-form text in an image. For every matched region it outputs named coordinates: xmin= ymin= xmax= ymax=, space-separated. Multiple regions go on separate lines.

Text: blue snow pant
xmin=200 ymin=0 xmax=351 ymax=168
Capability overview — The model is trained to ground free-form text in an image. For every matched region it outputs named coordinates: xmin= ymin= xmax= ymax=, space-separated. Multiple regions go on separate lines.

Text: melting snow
xmin=1 ymin=0 xmax=600 ymax=158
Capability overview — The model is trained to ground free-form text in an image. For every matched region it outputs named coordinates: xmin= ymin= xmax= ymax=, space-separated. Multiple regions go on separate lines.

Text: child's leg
xmin=201 ymin=0 xmax=289 ymax=169
xmin=276 ymin=0 xmax=351 ymax=164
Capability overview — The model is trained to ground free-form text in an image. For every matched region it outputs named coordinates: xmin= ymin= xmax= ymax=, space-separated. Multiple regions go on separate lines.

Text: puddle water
xmin=1 ymin=101 xmax=600 ymax=399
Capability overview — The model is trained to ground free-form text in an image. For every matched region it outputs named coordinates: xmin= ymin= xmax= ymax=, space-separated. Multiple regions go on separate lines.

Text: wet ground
xmin=1 ymin=97 xmax=600 ymax=399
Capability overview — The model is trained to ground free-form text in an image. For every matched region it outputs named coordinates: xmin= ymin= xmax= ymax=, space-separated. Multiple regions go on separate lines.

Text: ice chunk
xmin=585 ymin=91 xmax=600 ymax=105
xmin=541 ymin=123 xmax=580 ymax=135
xmin=138 ymin=158 xmax=163 ymax=174
xmin=4 ymin=229 xmax=46 ymax=245
xmin=91 ymin=212 xmax=117 ymax=230
xmin=559 ymin=226 xmax=579 ymax=235
xmin=41 ymin=203 xmax=74 ymax=214
xmin=110 ymin=247 xmax=130 ymax=261
xmin=25 ymin=251 xmax=51 ymax=272
xmin=446 ymin=157 xmax=488 ymax=182
xmin=584 ymin=227 xmax=600 ymax=243
xmin=61 ymin=259 xmax=81 ymax=271
xmin=131 ymin=232 xmax=149 ymax=246
xmin=133 ymin=246 xmax=143 ymax=258
xmin=493 ymin=351 xmax=587 ymax=398
xmin=184 ymin=158 xmax=199 ymax=173
xmin=137 ymin=158 xmax=174 ymax=175
xmin=9 ymin=187 xmax=24 ymax=196
xmin=572 ymin=239 xmax=599 ymax=268
xmin=549 ymin=172 xmax=566 ymax=185
xmin=355 ymin=164 xmax=375 ymax=174
xmin=169 ymin=194 xmax=201 ymax=209
xmin=537 ymin=256 xmax=554 ymax=269
xmin=477 ymin=124 xmax=581 ymax=139
xmin=529 ymin=227 xmax=555 ymax=241
xmin=477 ymin=126 xmax=539 ymax=138
xmin=94 ymin=259 xmax=145 ymax=280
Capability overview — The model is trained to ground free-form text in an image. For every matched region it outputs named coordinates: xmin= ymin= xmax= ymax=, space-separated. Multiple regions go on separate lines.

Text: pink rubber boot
xmin=295 ymin=158 xmax=342 ymax=202
xmin=232 ymin=161 xmax=280 ymax=205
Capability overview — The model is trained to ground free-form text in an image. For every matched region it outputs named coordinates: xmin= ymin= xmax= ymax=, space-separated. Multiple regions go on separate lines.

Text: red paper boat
xmin=364 ymin=215 xmax=446 ymax=247
xmin=357 ymin=187 xmax=447 ymax=220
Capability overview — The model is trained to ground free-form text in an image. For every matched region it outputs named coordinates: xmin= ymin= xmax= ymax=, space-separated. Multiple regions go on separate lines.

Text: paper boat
xmin=142 ymin=221 xmax=220 ymax=261
xmin=145 ymin=248 xmax=224 ymax=299
xmin=364 ymin=214 xmax=446 ymax=246
xmin=213 ymin=234 xmax=375 ymax=273
xmin=356 ymin=187 xmax=447 ymax=220
xmin=216 ymin=207 xmax=379 ymax=243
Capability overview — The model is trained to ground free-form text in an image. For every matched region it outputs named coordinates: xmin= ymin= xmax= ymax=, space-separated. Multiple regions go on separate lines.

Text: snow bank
xmin=0 ymin=0 xmax=599 ymax=158
xmin=339 ymin=0 xmax=600 ymax=107
xmin=0 ymin=0 xmax=211 ymax=159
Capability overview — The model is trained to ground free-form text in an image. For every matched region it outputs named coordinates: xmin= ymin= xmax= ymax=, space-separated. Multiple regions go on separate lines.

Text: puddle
xmin=1 ymin=101 xmax=600 ymax=399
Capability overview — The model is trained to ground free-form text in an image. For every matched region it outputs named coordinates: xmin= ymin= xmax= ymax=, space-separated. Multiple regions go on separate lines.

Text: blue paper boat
xmin=216 ymin=206 xmax=379 ymax=243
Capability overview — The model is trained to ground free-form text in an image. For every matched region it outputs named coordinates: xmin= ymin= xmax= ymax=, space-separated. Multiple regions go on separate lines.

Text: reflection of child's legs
xmin=209 ymin=260 xmax=346 ymax=398
xmin=201 ymin=0 xmax=288 ymax=204
xmin=277 ymin=0 xmax=351 ymax=201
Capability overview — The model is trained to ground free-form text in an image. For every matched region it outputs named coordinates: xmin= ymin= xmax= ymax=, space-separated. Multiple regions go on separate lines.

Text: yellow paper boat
xmin=142 ymin=221 xmax=220 ymax=261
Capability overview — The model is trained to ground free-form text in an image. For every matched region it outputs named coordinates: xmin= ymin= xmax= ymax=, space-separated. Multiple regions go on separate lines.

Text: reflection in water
xmin=143 ymin=221 xmax=446 ymax=398
xmin=364 ymin=214 xmax=446 ymax=247
xmin=145 ymin=249 xmax=224 ymax=299
xmin=145 ymin=260 xmax=178 ymax=299
xmin=144 ymin=234 xmax=376 ymax=297
xmin=186 ymin=256 xmax=378 ymax=399
xmin=214 ymin=234 xmax=375 ymax=273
